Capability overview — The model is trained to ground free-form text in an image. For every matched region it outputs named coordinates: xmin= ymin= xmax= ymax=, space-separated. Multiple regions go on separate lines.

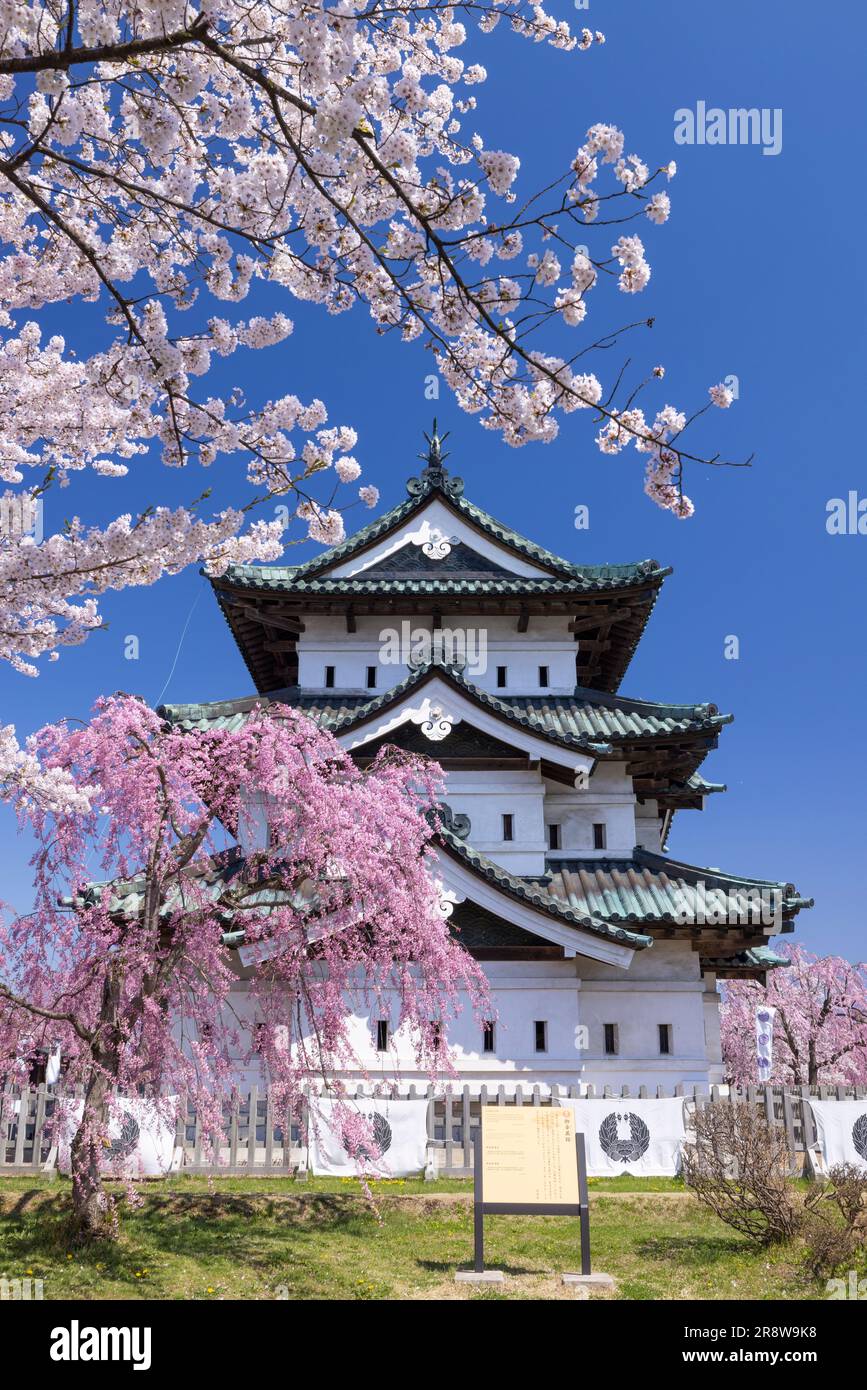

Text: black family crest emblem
xmin=852 ymin=1113 xmax=867 ymax=1162
xmin=343 ymin=1111 xmax=393 ymax=1162
xmin=598 ymin=1110 xmax=650 ymax=1164
xmin=107 ymin=1109 xmax=141 ymax=1161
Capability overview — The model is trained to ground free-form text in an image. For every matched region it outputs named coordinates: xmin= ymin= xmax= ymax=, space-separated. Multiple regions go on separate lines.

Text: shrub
xmin=801 ymin=1165 xmax=867 ymax=1280
xmin=681 ymin=1102 xmax=801 ymax=1245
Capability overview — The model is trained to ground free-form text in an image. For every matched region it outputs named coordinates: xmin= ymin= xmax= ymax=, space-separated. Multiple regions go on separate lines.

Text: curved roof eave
xmin=159 ymin=661 xmax=732 ymax=761
xmin=434 ymin=828 xmax=653 ymax=951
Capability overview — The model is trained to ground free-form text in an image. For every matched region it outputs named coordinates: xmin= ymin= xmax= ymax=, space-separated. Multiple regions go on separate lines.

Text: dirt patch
xmin=401 ymin=1272 xmax=615 ymax=1301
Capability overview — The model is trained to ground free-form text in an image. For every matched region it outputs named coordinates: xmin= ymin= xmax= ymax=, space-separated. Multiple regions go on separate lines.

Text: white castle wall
xmin=444 ymin=767 xmax=547 ymax=874
xmin=635 ymin=800 xmax=663 ymax=852
xmin=225 ymin=941 xmax=721 ymax=1091
xmin=238 ymin=762 xmax=642 ymax=878
xmin=542 ymin=763 xmax=637 ymax=860
xmin=442 ymin=764 xmax=640 ymax=875
xmin=297 ymin=613 xmax=578 ymax=695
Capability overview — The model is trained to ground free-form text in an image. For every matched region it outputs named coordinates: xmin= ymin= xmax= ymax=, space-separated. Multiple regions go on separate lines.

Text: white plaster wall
xmin=569 ymin=943 xmax=709 ymax=1086
xmin=445 ymin=763 xmax=640 ymax=873
xmin=577 ymin=939 xmax=702 ymax=983
xmin=237 ymin=757 xmax=640 ymax=878
xmin=702 ymin=971 xmax=725 ymax=1082
xmin=297 ymin=613 xmax=577 ymax=695
xmin=543 ymin=763 xmax=637 ymax=859
xmin=445 ymin=767 xmax=546 ymax=874
xmin=223 ymin=943 xmax=715 ymax=1090
xmin=635 ymin=800 xmax=663 ymax=852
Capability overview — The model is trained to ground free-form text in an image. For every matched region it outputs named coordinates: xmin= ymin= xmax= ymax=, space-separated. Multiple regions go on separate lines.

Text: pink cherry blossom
xmin=721 ymin=946 xmax=867 ymax=1086
xmin=0 ymin=1 xmax=743 ymax=696
xmin=0 ymin=694 xmax=487 ymax=1234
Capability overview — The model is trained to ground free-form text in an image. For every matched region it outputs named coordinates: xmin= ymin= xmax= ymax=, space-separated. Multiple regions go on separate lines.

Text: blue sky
xmin=2 ymin=1 xmax=864 ymax=960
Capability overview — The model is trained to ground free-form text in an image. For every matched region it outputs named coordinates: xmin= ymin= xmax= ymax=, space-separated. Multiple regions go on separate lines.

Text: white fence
xmin=2 ymin=1082 xmax=865 ymax=1177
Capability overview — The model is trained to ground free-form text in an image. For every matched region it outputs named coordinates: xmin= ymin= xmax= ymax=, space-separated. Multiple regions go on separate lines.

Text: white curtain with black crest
xmin=309 ymin=1098 xmax=429 ymax=1177
xmin=809 ymin=1100 xmax=867 ymax=1173
xmin=56 ymin=1098 xmax=178 ymax=1176
xmin=560 ymin=1097 xmax=686 ymax=1176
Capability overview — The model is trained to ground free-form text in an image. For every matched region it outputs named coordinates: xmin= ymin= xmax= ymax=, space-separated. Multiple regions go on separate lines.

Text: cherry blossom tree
xmin=0 ymin=0 xmax=744 ymax=698
xmin=0 ymin=693 xmax=485 ymax=1237
xmin=720 ymin=946 xmax=867 ymax=1087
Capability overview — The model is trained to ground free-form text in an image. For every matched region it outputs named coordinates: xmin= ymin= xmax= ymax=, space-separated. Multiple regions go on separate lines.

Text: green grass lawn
xmin=0 ymin=1174 xmax=847 ymax=1301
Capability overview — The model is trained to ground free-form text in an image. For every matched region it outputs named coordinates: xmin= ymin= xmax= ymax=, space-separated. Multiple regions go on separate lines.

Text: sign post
xmin=461 ymin=1105 xmax=593 ymax=1281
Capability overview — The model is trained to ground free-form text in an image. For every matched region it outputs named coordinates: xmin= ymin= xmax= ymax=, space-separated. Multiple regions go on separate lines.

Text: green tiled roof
xmin=62 ymin=838 xmax=807 ymax=962
xmin=214 ymin=570 xmax=667 ymax=597
xmin=158 ymin=663 xmax=731 ymax=755
xmin=66 ymin=837 xmax=653 ymax=955
xmin=224 ymin=462 xmax=666 ymax=587
xmin=213 ymin=460 xmax=669 ymax=595
xmin=705 ymin=945 xmax=792 ymax=972
xmin=500 ymin=687 xmax=730 ymax=743
xmin=535 ymin=849 xmax=812 ymax=926
xmin=60 ymin=849 xmax=307 ymax=922
xmin=436 ymin=829 xmax=653 ymax=950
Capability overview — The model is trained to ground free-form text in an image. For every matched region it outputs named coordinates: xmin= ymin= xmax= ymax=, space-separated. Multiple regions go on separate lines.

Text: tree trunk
xmin=69 ymin=1067 xmax=114 ymax=1239
xmin=68 ymin=959 xmax=125 ymax=1239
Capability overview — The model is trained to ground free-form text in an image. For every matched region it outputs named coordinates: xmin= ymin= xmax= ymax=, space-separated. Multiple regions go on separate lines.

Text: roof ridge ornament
xmin=435 ymin=803 xmax=472 ymax=840
xmin=406 ymin=418 xmax=464 ymax=498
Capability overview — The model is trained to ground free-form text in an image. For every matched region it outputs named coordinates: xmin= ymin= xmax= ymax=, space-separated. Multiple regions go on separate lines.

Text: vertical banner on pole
xmin=756 ymin=1005 xmax=776 ymax=1083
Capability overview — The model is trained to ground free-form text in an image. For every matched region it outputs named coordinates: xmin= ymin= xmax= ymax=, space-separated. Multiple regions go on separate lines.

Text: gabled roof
xmin=208 ymin=437 xmax=672 ymax=693
xmin=159 ymin=663 xmax=730 ymax=757
xmin=435 ymin=828 xmax=653 ymax=951
xmin=241 ymin=454 xmax=664 ymax=585
xmin=432 ymin=835 xmax=811 ymax=957
xmin=159 ymin=667 xmax=731 ymax=808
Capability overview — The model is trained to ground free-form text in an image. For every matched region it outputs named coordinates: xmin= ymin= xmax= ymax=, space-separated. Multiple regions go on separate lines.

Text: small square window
xmin=375 ymin=1019 xmax=389 ymax=1052
xmin=496 ymin=665 xmax=507 ymax=689
xmin=538 ymin=665 xmax=549 ymax=688
xmin=502 ymin=813 xmax=514 ymax=841
xmin=534 ymin=1020 xmax=548 ymax=1054
xmin=483 ymin=1022 xmax=495 ymax=1054
xmin=603 ymin=1023 xmax=618 ymax=1055
xmin=548 ymin=823 xmax=561 ymax=851
xmin=324 ymin=665 xmax=336 ymax=689
xmin=593 ymin=822 xmax=606 ymax=850
xmin=658 ymin=1023 xmax=672 ymax=1055
xmin=366 ymin=665 xmax=377 ymax=689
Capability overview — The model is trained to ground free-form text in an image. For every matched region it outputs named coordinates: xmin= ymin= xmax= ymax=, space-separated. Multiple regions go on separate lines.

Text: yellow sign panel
xmin=481 ymin=1106 xmax=579 ymax=1206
